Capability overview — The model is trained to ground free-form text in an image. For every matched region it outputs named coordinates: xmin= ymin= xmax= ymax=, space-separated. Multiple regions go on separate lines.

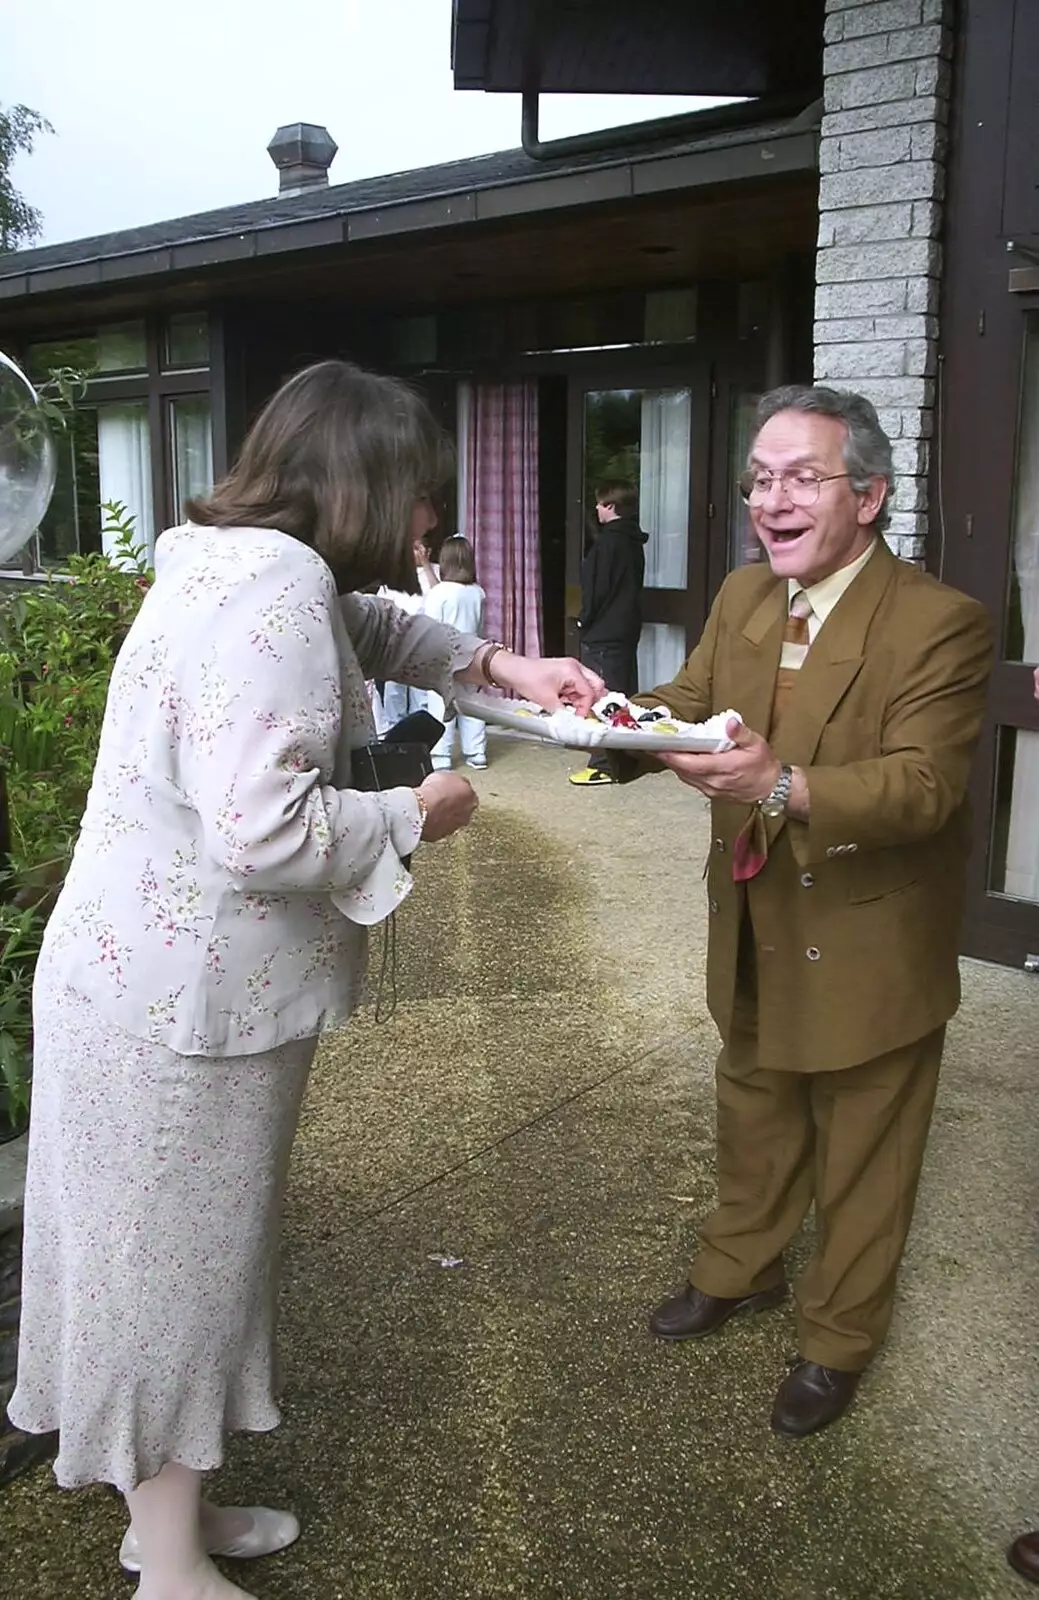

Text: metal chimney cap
xmin=267 ymin=122 xmax=338 ymax=174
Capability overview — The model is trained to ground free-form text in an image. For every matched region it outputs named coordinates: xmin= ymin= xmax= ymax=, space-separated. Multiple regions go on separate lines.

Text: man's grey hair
xmin=753 ymin=385 xmax=894 ymax=533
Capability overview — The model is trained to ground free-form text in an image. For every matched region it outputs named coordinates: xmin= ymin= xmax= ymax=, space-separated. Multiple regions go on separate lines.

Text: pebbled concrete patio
xmin=3 ymin=733 xmax=1039 ymax=1599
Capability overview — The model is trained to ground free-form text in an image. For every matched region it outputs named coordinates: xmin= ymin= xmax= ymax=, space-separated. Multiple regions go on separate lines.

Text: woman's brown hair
xmin=186 ymin=360 xmax=454 ymax=593
xmin=437 ymin=535 xmax=477 ymax=584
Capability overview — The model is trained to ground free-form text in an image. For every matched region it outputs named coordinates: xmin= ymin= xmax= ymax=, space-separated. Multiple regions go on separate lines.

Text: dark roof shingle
xmin=0 ymin=103 xmax=818 ymax=283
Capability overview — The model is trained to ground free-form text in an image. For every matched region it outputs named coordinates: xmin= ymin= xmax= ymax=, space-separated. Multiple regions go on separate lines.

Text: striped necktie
xmin=770 ymin=589 xmax=814 ymax=734
xmin=731 ymin=589 xmax=815 ymax=883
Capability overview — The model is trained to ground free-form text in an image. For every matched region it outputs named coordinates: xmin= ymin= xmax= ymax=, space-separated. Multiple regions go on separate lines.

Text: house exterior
xmin=0 ymin=0 xmax=1035 ymax=973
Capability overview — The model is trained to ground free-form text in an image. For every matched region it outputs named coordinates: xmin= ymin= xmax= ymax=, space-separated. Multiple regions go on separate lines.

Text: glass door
xmin=966 ymin=309 xmax=1039 ymax=965
xmin=566 ymin=366 xmax=711 ymax=691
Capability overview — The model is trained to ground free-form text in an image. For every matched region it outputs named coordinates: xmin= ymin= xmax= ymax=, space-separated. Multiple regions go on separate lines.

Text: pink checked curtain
xmin=459 ymin=381 xmax=542 ymax=657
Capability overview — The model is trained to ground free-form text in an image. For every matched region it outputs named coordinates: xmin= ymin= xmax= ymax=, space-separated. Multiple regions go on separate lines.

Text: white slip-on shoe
xmin=119 ymin=1507 xmax=300 ymax=1574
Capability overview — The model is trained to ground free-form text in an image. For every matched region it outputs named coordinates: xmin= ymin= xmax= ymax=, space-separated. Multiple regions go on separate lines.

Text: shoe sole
xmin=770 ymin=1369 xmax=861 ymax=1438
xmin=120 ymin=1517 xmax=301 ymax=1575
xmin=770 ymin=1414 xmax=847 ymax=1439
xmin=120 ymin=1534 xmax=300 ymax=1576
xmin=651 ymin=1284 xmax=787 ymax=1341
xmin=769 ymin=1395 xmax=858 ymax=1439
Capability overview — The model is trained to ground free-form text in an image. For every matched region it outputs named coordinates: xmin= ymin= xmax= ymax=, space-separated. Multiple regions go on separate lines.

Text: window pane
xmin=388 ymin=315 xmax=437 ymax=365
xmin=988 ymin=724 xmax=1039 ymax=903
xmin=35 ymin=408 xmax=101 ymax=565
xmin=27 ymin=336 xmax=99 ymax=384
xmin=96 ymin=320 xmax=147 ymax=374
xmin=583 ymin=387 xmax=691 ymax=591
xmin=97 ymin=402 xmax=154 ymax=559
xmin=728 ymin=391 xmax=762 ymax=571
xmin=1005 ymin=313 xmax=1039 ymax=662
xmin=34 ymin=402 xmax=154 ymax=565
xmin=164 ymin=312 xmax=210 ymax=371
xmin=644 ymin=288 xmax=697 ymax=345
xmin=170 ymin=396 xmax=214 ymax=519
xmin=27 ymin=323 xmax=146 ymax=383
xmin=637 ymin=622 xmax=687 ymax=691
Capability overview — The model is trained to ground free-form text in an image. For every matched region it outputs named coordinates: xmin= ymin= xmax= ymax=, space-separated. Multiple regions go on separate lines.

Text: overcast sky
xmin=1 ymin=0 xmax=731 ymax=249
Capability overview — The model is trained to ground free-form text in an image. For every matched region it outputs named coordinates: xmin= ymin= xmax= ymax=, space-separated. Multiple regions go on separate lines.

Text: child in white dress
xmin=374 ymin=537 xmax=440 ymax=730
xmin=422 ymin=537 xmax=488 ymax=769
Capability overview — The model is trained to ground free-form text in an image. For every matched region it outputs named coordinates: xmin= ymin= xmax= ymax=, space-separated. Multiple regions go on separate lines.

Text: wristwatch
xmin=759 ymin=763 xmax=793 ymax=819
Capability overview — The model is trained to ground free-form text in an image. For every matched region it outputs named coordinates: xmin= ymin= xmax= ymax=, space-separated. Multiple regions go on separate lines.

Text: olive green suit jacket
xmin=646 ymin=540 xmax=993 ymax=1072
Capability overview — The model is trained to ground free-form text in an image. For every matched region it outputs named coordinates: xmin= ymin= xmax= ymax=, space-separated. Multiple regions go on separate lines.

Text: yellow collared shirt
xmin=789 ymin=538 xmax=878 ymax=643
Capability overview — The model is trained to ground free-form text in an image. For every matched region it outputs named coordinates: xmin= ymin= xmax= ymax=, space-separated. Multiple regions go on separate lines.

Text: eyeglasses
xmin=738 ymin=469 xmax=852 ymax=507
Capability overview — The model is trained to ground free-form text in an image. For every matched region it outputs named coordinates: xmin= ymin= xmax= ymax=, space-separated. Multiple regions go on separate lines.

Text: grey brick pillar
xmin=814 ymin=0 xmax=953 ymax=561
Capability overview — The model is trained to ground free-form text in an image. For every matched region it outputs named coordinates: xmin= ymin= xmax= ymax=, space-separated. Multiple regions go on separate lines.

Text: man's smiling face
xmin=749 ymin=410 xmax=886 ymax=586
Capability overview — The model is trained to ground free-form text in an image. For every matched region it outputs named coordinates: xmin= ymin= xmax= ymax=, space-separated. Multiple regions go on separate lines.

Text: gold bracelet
xmin=481 ymin=640 xmax=512 ymax=688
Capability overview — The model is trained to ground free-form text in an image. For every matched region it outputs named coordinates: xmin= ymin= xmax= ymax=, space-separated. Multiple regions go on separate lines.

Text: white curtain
xmin=637 ymin=622 xmax=687 ymax=693
xmin=1004 ymin=319 xmax=1039 ymax=904
xmin=97 ymin=402 xmax=154 ymax=561
xmin=639 ymin=389 xmax=690 ymax=590
xmin=171 ymin=397 xmax=214 ymax=520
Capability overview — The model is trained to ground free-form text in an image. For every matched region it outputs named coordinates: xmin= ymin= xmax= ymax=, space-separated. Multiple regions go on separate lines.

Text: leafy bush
xmin=0 ymin=501 xmax=150 ymax=1120
xmin=0 ymin=899 xmax=44 ymax=1125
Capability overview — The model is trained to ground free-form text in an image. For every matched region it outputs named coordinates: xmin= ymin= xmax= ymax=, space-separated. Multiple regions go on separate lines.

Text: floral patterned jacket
xmin=40 ymin=525 xmax=484 ymax=1056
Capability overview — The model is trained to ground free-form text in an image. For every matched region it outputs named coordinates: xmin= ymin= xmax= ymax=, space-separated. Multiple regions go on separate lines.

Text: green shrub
xmin=0 ymin=501 xmax=151 ymax=1119
xmin=0 ymin=899 xmax=44 ymax=1124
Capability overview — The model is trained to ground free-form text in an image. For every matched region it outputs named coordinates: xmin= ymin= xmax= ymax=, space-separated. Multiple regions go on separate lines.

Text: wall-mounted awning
xmin=451 ymin=0 xmax=824 ymax=101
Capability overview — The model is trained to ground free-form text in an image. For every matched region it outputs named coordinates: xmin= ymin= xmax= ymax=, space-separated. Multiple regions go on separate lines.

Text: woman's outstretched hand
xmin=492 ymin=653 xmax=605 ymax=716
xmin=417 ymin=771 xmax=479 ymax=842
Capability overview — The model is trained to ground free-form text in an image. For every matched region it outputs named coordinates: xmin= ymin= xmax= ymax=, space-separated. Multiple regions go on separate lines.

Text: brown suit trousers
xmin=688 ymin=937 xmax=944 ymax=1370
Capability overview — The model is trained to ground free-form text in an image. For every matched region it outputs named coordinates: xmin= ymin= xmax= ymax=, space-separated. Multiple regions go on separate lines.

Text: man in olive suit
xmin=627 ymin=386 xmax=992 ymax=1437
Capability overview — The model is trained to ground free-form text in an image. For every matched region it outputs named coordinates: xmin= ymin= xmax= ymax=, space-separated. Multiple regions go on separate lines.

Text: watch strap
xmin=759 ymin=763 xmax=793 ymax=818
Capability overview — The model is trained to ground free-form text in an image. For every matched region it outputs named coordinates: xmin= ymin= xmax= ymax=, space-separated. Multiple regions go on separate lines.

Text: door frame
xmin=952 ymin=295 xmax=1039 ymax=967
xmin=938 ymin=0 xmax=1039 ymax=967
xmin=563 ymin=356 xmax=715 ymax=662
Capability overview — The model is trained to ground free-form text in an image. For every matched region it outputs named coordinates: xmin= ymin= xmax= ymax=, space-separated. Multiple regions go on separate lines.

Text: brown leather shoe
xmin=648 ymin=1283 xmax=787 ymax=1341
xmin=1008 ymin=1531 xmax=1039 ymax=1583
xmin=770 ymin=1360 xmax=860 ymax=1437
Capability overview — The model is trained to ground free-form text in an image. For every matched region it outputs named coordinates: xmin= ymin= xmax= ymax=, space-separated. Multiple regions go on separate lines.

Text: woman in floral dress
xmin=9 ymin=360 xmax=601 ymax=1600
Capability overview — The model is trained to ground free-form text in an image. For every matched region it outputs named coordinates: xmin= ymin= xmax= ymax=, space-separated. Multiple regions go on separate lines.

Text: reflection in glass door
xmin=169 ymin=396 xmax=214 ymax=523
xmin=581 ymin=386 xmax=692 ymax=688
xmin=989 ymin=314 xmax=1039 ymax=908
xmin=728 ymin=392 xmax=761 ymax=571
xmin=990 ymin=726 xmax=1039 ymax=902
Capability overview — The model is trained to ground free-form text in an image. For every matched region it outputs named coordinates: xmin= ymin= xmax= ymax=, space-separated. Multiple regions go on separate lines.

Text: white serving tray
xmin=454 ymin=693 xmax=738 ymax=753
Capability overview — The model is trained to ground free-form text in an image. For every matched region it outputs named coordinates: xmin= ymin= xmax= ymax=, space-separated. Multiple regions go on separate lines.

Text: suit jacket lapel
xmin=772 ymin=538 xmax=898 ymax=768
xmin=730 ymin=581 xmax=787 ymax=737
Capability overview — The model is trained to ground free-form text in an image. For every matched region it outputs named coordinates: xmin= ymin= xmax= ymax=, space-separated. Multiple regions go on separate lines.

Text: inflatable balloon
xmin=0 ymin=348 xmax=57 ymax=565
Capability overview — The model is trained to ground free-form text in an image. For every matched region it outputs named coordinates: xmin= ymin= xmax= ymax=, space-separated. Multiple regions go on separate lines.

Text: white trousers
xmin=425 ymin=690 xmax=487 ymax=768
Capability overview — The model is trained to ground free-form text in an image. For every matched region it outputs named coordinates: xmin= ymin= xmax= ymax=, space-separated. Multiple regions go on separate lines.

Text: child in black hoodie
xmin=569 ymin=481 xmax=648 ymax=786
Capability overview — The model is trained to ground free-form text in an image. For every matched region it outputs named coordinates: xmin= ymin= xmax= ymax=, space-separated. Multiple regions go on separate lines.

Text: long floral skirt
xmin=8 ymin=964 xmax=317 ymax=1491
